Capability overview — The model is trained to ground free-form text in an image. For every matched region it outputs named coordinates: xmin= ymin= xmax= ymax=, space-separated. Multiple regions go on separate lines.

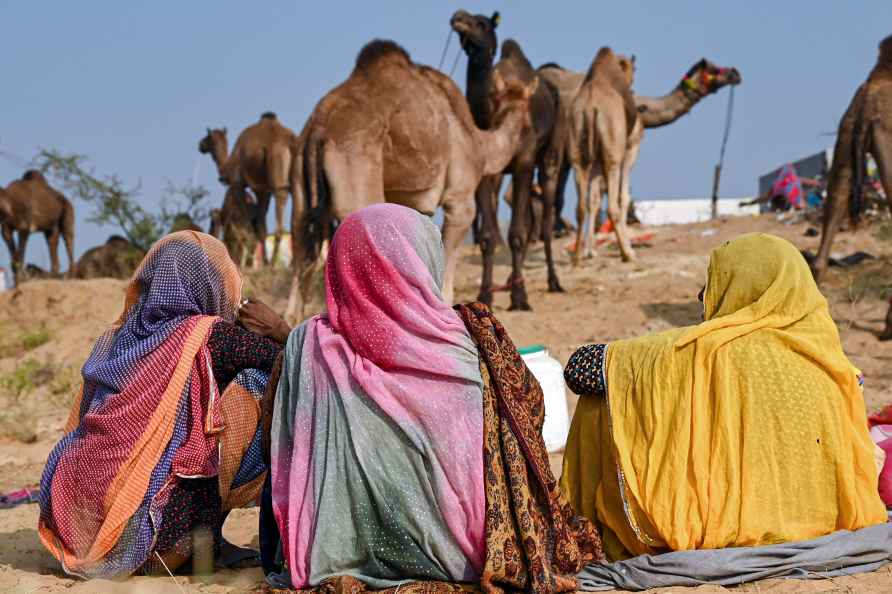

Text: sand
xmin=1 ymin=213 xmax=891 ymax=593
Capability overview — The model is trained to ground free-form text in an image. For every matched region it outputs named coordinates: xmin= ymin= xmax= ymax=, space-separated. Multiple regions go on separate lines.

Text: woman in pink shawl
xmin=263 ymin=204 xmax=603 ymax=593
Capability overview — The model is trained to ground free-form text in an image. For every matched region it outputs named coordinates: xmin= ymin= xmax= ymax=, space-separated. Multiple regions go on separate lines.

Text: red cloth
xmin=868 ymin=405 xmax=892 ymax=506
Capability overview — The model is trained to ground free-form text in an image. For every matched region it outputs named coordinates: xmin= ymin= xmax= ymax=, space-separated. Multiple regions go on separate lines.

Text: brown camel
xmin=812 ymin=35 xmax=892 ymax=283
xmin=198 ymin=112 xmax=296 ymax=265
xmin=76 ymin=235 xmax=145 ymax=280
xmin=0 ymin=170 xmax=75 ymax=282
xmin=562 ymin=48 xmax=640 ymax=263
xmin=284 ymin=39 xmax=535 ymax=321
xmin=539 ymin=58 xmax=741 ymax=236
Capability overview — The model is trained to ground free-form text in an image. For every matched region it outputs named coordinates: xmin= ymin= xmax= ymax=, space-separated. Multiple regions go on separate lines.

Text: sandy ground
xmin=2 ymin=213 xmax=892 ymax=593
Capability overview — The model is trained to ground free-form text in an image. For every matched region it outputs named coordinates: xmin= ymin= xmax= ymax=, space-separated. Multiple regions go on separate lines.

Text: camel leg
xmin=507 ymin=162 xmax=535 ymax=311
xmin=270 ymin=188 xmax=289 ymax=267
xmin=61 ymin=200 xmax=76 ymax=277
xmin=605 ymin=158 xmax=635 ymax=263
xmin=584 ymin=166 xmax=603 ymax=260
xmin=285 ymin=149 xmax=307 ymax=324
xmin=871 ymin=126 xmax=892 ymax=218
xmin=254 ymin=190 xmax=272 ymax=266
xmin=2 ymin=226 xmax=15 ymax=270
xmin=46 ymin=228 xmax=61 ymax=276
xmin=475 ymin=175 xmax=499 ymax=306
xmin=572 ymin=163 xmax=591 ymax=267
xmin=617 ymin=138 xmax=641 ymax=262
xmin=441 ymin=194 xmax=476 ymax=304
xmin=812 ymin=173 xmax=849 ymax=282
xmin=14 ymin=229 xmax=29 ymax=281
xmin=538 ymin=158 xmax=564 ymax=293
xmin=554 ymin=162 xmax=571 ymax=236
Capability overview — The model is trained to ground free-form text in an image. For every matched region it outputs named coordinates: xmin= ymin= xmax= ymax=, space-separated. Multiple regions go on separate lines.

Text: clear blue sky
xmin=1 ymin=1 xmax=889 ymax=274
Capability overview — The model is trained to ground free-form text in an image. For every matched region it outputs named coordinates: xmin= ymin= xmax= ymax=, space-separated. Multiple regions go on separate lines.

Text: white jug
xmin=519 ymin=345 xmax=570 ymax=453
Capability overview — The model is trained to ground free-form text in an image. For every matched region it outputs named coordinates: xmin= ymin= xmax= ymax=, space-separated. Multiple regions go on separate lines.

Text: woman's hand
xmin=238 ymin=299 xmax=291 ymax=344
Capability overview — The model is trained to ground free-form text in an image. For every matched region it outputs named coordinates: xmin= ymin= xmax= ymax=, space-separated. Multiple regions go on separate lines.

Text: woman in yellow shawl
xmin=561 ymin=233 xmax=886 ymax=561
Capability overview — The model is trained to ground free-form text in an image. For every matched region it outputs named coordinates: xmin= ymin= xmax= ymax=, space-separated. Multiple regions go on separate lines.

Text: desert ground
xmin=2 ymin=212 xmax=892 ymax=593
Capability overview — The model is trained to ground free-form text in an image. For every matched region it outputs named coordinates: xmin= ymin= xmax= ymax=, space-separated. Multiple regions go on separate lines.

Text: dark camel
xmin=198 ymin=112 xmax=296 ymax=264
xmin=812 ymin=35 xmax=892 ymax=283
xmin=217 ymin=185 xmax=260 ymax=269
xmin=449 ymin=10 xmax=503 ymax=247
xmin=0 ymin=170 xmax=75 ymax=282
xmin=451 ymin=10 xmax=563 ymax=310
xmin=76 ymin=235 xmax=145 ymax=280
xmin=285 ymin=40 xmax=535 ymax=321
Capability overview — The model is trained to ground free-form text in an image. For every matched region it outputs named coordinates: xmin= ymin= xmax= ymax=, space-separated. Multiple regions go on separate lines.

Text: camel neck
xmin=466 ymin=52 xmax=494 ymax=129
xmin=479 ymin=106 xmax=524 ymax=176
xmin=635 ymin=87 xmax=699 ymax=129
xmin=212 ymin=145 xmax=229 ymax=173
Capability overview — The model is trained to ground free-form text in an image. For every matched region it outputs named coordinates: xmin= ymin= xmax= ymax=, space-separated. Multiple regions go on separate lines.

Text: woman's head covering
xmin=119 ymin=230 xmax=241 ymax=328
xmin=271 ymin=204 xmax=486 ymax=588
xmin=588 ymin=233 xmax=885 ymax=552
xmin=40 ymin=231 xmax=243 ymax=578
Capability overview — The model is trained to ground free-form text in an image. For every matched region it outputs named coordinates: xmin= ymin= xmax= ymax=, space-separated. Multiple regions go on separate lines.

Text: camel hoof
xmin=509 ymin=289 xmax=532 ymax=312
xmin=477 ymin=292 xmax=494 ymax=307
xmin=508 ymin=301 xmax=533 ymax=312
xmin=548 ymin=278 xmax=565 ymax=293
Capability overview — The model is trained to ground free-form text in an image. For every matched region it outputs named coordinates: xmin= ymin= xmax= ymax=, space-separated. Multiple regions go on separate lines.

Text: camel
xmin=448 ymin=10 xmax=502 ymax=247
xmin=76 ymin=235 xmax=145 ymax=280
xmin=539 ymin=57 xmax=741 ymax=236
xmin=451 ymin=11 xmax=563 ymax=310
xmin=0 ymin=170 xmax=75 ymax=282
xmin=284 ymin=39 xmax=536 ymax=321
xmin=811 ymin=34 xmax=892 ymax=283
xmin=198 ymin=112 xmax=296 ymax=265
xmin=562 ymin=48 xmax=641 ymax=263
xmin=218 ymin=185 xmax=260 ymax=269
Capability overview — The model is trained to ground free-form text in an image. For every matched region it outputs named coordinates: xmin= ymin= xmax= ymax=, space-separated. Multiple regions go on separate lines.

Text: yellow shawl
xmin=562 ymin=233 xmax=885 ymax=557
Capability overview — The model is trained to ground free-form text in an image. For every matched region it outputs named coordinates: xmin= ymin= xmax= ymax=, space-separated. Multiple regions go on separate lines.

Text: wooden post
xmin=711 ymin=164 xmax=722 ymax=219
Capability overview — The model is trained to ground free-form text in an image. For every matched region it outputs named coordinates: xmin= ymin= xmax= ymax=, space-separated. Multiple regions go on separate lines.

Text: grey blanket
xmin=577 ymin=523 xmax=892 ymax=591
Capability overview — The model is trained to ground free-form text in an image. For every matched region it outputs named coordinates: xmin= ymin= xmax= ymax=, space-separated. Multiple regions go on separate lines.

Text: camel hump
xmin=106 ymin=235 xmax=130 ymax=246
xmin=355 ymin=39 xmax=411 ymax=73
xmin=880 ymin=34 xmax=892 ymax=65
xmin=500 ymin=39 xmax=531 ymax=68
xmin=868 ymin=34 xmax=892 ymax=84
xmin=584 ymin=47 xmax=627 ymax=86
xmin=22 ymin=169 xmax=45 ymax=182
xmin=261 ymin=111 xmax=277 ymax=120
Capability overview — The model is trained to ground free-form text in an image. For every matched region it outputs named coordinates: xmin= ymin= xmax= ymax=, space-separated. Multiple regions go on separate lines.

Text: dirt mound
xmin=0 ymin=278 xmax=126 ymax=442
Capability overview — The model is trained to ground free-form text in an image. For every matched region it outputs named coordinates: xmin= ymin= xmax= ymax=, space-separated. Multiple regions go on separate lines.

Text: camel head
xmin=681 ymin=59 xmax=742 ymax=98
xmin=450 ymin=10 xmax=499 ymax=62
xmin=198 ymin=127 xmax=230 ymax=177
xmin=617 ymin=54 xmax=636 ymax=86
xmin=488 ymin=67 xmax=538 ymax=131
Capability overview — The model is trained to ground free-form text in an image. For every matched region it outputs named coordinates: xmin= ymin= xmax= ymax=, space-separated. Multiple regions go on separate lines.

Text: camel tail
xmin=849 ymin=90 xmax=871 ymax=227
xmin=583 ymin=108 xmax=599 ymax=165
xmin=301 ymin=134 xmax=330 ymax=263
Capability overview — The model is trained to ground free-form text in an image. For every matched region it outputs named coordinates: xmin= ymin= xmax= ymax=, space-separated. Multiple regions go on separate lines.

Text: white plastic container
xmin=520 ymin=345 xmax=571 ymax=453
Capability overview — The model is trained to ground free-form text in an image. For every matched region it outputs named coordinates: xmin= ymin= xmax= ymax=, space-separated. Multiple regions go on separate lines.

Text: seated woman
xmin=561 ymin=233 xmax=886 ymax=561
xmin=39 ymin=231 xmax=290 ymax=578
xmin=263 ymin=203 xmax=603 ymax=592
